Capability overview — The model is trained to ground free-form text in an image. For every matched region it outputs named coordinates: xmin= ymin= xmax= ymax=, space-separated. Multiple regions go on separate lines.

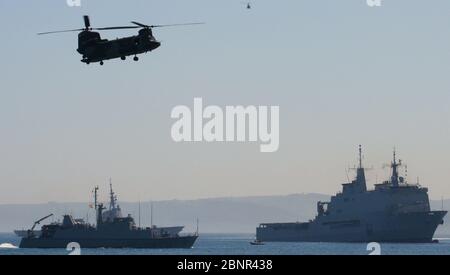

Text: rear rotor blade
xmin=150 ymin=22 xmax=205 ymax=28
xmin=84 ymin=15 xmax=91 ymax=29
xmin=38 ymin=26 xmax=140 ymax=35
xmin=37 ymin=29 xmax=84 ymax=35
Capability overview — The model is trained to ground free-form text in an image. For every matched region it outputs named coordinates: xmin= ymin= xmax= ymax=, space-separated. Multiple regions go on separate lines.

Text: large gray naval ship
xmin=19 ymin=184 xmax=198 ymax=248
xmin=256 ymin=147 xmax=447 ymax=243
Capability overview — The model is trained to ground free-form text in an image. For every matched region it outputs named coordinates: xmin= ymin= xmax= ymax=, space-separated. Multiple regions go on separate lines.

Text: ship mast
xmin=359 ymin=144 xmax=363 ymax=169
xmin=390 ymin=148 xmax=401 ymax=187
xmin=94 ymin=186 xmax=99 ymax=211
xmin=109 ymin=178 xmax=116 ymax=210
xmin=355 ymin=145 xmax=367 ymax=192
xmin=150 ymin=201 xmax=154 ymax=228
xmin=93 ymin=186 xmax=104 ymax=226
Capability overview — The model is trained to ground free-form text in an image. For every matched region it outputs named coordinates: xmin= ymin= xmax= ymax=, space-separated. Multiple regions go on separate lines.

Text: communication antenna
xmin=92 ymin=186 xmax=99 ymax=223
xmin=405 ymin=165 xmax=408 ymax=183
xmin=196 ymin=218 xmax=200 ymax=236
xmin=138 ymin=200 xmax=141 ymax=228
xmin=109 ymin=178 xmax=116 ymax=210
xmin=359 ymin=144 xmax=363 ymax=168
xmin=349 ymin=145 xmax=374 ymax=171
xmin=150 ymin=201 xmax=154 ymax=228
xmin=345 ymin=167 xmax=350 ymax=182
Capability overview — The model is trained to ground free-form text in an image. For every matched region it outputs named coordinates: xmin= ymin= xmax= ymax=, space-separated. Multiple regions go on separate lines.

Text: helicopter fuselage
xmin=77 ymin=30 xmax=161 ymax=64
xmin=38 ymin=16 xmax=202 ymax=65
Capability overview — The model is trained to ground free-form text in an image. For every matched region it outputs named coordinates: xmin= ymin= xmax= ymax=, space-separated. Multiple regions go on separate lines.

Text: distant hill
xmin=1 ymin=194 xmax=449 ymax=235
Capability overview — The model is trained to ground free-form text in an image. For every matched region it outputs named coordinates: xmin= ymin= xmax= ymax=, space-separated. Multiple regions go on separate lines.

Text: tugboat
xmin=256 ymin=146 xmax=447 ymax=243
xmin=19 ymin=184 xmax=198 ymax=249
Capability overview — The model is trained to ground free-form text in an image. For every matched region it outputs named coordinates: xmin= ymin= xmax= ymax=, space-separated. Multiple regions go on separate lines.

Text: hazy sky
xmin=1 ymin=0 xmax=450 ymax=204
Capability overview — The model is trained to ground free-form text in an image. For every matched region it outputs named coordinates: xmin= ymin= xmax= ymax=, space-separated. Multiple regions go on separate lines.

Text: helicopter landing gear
xmin=133 ymin=56 xmax=139 ymax=62
xmin=121 ymin=56 xmax=126 ymax=61
xmin=100 ymin=61 xmax=104 ymax=66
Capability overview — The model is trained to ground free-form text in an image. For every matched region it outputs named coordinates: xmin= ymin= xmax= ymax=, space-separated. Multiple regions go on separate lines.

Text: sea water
xmin=1 ymin=233 xmax=449 ymax=255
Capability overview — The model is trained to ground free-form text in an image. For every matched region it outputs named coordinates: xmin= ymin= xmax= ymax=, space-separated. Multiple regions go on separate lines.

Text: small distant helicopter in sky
xmin=241 ymin=1 xmax=252 ymax=9
xmin=38 ymin=16 xmax=203 ymax=65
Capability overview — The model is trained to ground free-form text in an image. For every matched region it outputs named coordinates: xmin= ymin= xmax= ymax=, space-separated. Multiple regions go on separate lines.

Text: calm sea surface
xmin=1 ymin=233 xmax=450 ymax=255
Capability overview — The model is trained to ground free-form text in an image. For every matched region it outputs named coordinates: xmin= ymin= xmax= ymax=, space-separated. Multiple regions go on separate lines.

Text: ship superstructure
xmin=256 ymin=146 xmax=447 ymax=243
xmin=19 ymin=184 xmax=197 ymax=249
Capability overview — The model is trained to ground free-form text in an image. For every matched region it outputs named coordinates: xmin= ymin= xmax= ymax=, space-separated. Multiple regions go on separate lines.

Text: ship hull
xmin=19 ymin=235 xmax=198 ymax=249
xmin=15 ymin=227 xmax=183 ymax=238
xmin=257 ymin=211 xmax=447 ymax=243
xmin=14 ymin=230 xmax=41 ymax=238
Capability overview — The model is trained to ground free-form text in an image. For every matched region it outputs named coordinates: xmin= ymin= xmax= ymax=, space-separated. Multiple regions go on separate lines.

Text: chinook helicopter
xmin=38 ymin=16 xmax=203 ymax=65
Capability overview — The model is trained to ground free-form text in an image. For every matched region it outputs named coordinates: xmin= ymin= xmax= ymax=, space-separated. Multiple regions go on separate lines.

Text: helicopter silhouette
xmin=246 ymin=3 xmax=251 ymax=9
xmin=242 ymin=1 xmax=252 ymax=9
xmin=38 ymin=16 xmax=203 ymax=65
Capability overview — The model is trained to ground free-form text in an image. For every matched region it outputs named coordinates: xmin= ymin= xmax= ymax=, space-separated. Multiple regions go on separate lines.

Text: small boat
xmin=250 ymin=239 xmax=264 ymax=245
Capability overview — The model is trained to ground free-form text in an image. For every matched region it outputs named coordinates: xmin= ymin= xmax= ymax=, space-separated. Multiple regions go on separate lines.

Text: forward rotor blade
xmin=150 ymin=22 xmax=205 ymax=28
xmin=131 ymin=21 xmax=149 ymax=28
xmin=37 ymin=29 xmax=84 ymax=35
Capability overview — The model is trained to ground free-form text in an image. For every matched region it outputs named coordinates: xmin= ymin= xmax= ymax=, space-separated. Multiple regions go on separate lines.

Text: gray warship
xmin=19 ymin=184 xmax=198 ymax=249
xmin=256 ymin=147 xmax=447 ymax=243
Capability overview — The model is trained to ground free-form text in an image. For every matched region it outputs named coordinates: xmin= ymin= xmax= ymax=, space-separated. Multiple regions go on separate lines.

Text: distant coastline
xmin=1 ymin=193 xmax=449 ymax=235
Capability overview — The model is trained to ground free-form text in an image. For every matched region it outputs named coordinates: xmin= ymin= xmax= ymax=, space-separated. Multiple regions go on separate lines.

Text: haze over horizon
xmin=1 ymin=190 xmax=449 ymax=206
xmin=1 ymin=0 xmax=450 ymax=204
xmin=1 ymin=194 xmax=450 ymax=234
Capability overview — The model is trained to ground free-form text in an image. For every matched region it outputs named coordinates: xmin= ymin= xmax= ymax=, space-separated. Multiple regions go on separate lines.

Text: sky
xmin=0 ymin=0 xmax=450 ymax=204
